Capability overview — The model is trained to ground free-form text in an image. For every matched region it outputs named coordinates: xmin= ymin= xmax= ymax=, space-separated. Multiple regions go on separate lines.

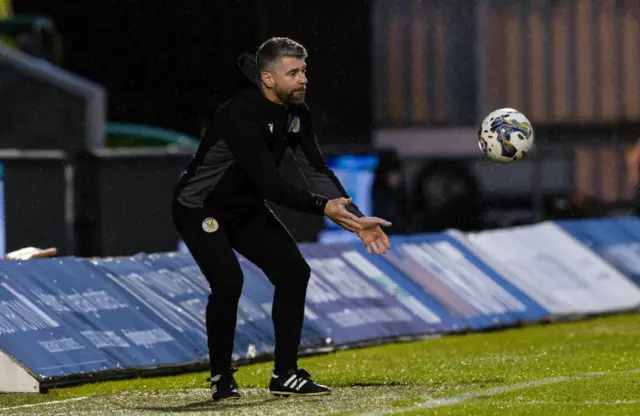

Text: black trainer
xmin=269 ymin=368 xmax=331 ymax=397
xmin=208 ymin=368 xmax=241 ymax=401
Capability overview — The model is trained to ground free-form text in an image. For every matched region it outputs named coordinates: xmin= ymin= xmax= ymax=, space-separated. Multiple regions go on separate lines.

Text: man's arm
xmin=291 ymin=118 xmax=365 ymax=218
xmin=224 ymin=111 xmax=329 ymax=216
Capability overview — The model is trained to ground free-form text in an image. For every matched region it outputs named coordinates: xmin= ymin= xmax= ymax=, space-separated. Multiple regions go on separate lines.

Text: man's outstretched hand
xmin=324 ymin=198 xmax=392 ymax=232
xmin=357 ymin=224 xmax=391 ymax=255
xmin=324 ymin=198 xmax=392 ymax=254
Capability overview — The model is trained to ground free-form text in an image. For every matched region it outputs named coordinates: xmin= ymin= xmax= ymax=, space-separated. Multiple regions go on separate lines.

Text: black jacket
xmin=173 ymin=53 xmax=362 ymax=220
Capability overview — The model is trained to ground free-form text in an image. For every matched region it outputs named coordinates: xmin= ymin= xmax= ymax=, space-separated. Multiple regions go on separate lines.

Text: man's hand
xmin=324 ymin=198 xmax=365 ymax=232
xmin=325 ymin=198 xmax=393 ymax=235
xmin=357 ymin=224 xmax=391 ymax=255
xmin=324 ymin=196 xmax=392 ymax=255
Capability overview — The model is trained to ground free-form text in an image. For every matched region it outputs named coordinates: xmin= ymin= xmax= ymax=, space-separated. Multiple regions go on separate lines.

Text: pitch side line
xmin=359 ymin=368 xmax=640 ymax=415
xmin=0 ymin=397 xmax=88 ymax=412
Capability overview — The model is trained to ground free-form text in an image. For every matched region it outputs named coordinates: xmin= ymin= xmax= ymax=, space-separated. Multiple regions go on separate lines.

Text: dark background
xmin=7 ymin=0 xmax=639 ymax=257
xmin=13 ymin=0 xmax=373 ymax=144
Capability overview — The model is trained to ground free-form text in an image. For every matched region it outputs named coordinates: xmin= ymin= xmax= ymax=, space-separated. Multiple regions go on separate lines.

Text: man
xmin=172 ymin=37 xmax=391 ymax=401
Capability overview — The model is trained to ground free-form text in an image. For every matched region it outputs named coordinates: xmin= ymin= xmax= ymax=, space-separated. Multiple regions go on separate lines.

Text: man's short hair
xmin=256 ymin=37 xmax=308 ymax=72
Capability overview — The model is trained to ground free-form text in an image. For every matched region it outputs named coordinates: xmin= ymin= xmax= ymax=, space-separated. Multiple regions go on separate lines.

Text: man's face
xmin=264 ymin=56 xmax=307 ymax=105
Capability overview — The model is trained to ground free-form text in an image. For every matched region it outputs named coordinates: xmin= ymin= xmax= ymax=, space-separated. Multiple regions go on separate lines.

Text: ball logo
xmin=202 ymin=217 xmax=219 ymax=233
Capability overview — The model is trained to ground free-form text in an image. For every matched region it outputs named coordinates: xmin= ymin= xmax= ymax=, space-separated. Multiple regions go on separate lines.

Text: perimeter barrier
xmin=1 ymin=217 xmax=639 ymax=393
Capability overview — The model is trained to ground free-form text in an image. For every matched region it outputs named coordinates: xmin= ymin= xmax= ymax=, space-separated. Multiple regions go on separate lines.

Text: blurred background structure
xmin=1 ymin=0 xmax=639 ymax=256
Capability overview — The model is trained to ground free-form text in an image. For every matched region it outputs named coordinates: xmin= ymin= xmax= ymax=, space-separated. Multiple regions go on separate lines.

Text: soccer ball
xmin=477 ymin=108 xmax=534 ymax=163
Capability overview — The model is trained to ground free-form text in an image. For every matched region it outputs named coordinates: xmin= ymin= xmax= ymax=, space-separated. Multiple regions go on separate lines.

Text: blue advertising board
xmin=459 ymin=222 xmax=640 ymax=315
xmin=0 ymin=257 xmax=197 ymax=379
xmin=232 ymin=254 xmax=331 ymax=352
xmin=556 ymin=217 xmax=640 ymax=286
xmin=375 ymin=233 xmax=549 ymax=329
xmin=95 ymin=253 xmax=280 ymax=364
xmin=297 ymin=242 xmax=448 ymax=345
xmin=5 ymin=218 xmax=636 ymax=387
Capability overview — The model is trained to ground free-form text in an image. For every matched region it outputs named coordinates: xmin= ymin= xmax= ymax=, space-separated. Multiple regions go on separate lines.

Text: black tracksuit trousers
xmin=171 ymin=200 xmax=311 ymax=376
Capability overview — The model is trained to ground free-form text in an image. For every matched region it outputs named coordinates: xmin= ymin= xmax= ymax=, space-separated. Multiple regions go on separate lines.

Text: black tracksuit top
xmin=173 ymin=54 xmax=363 ymax=220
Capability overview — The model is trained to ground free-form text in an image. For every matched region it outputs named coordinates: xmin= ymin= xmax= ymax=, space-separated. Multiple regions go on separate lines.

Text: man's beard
xmin=277 ymin=89 xmax=305 ymax=106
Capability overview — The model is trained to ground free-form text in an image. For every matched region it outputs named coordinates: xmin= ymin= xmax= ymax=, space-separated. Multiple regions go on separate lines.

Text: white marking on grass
xmin=518 ymin=400 xmax=640 ymax=406
xmin=0 ymin=397 xmax=88 ymax=412
xmin=360 ymin=368 xmax=640 ymax=415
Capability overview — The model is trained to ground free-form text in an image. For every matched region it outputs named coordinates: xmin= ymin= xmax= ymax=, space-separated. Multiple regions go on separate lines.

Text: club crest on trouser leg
xmin=202 ymin=217 xmax=219 ymax=233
